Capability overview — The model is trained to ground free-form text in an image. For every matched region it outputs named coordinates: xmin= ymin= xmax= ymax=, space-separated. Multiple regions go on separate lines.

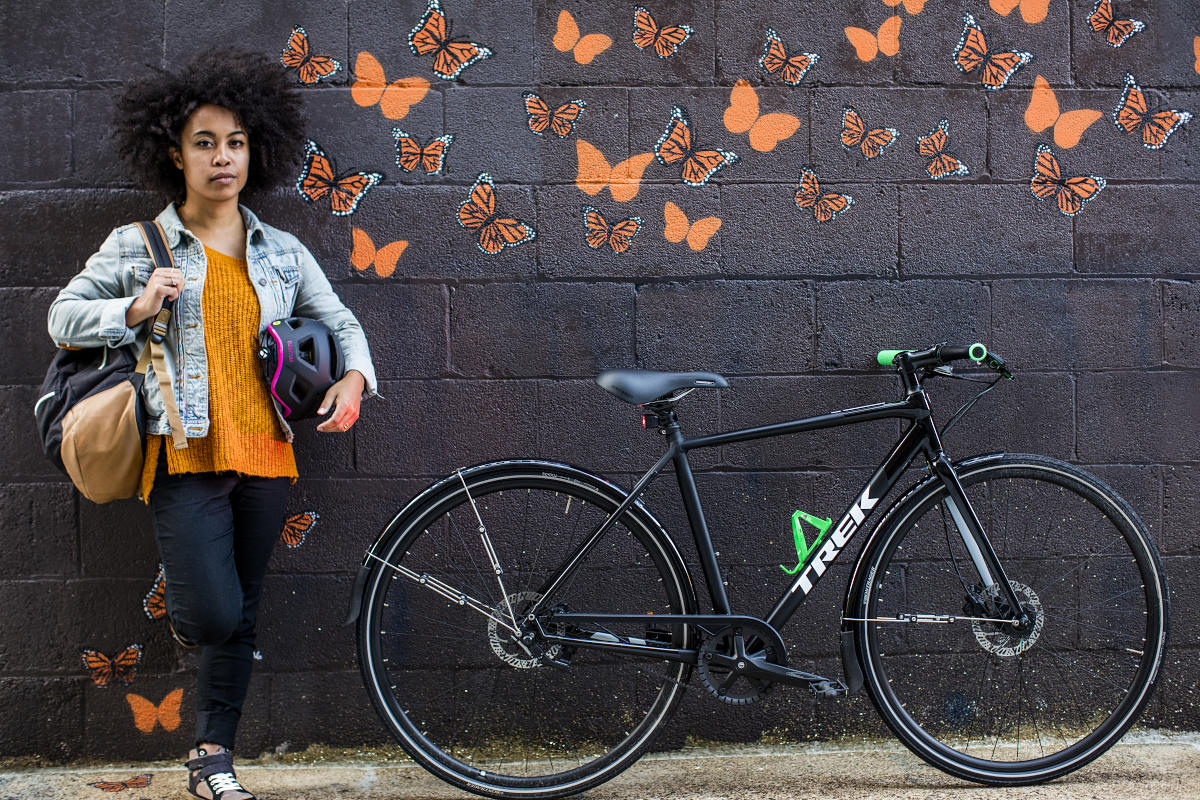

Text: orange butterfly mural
xmin=663 ymin=201 xmax=721 ymax=251
xmin=953 ymin=13 xmax=1033 ymax=91
xmin=655 ymin=106 xmax=739 ymax=187
xmin=88 ymin=774 xmax=152 ymax=793
xmin=523 ymin=93 xmax=586 ymax=137
xmin=916 ymin=119 xmax=970 ymax=179
xmin=81 ymin=644 xmax=143 ymax=688
xmin=990 ymin=0 xmax=1052 ymax=25
xmin=392 ymin=129 xmax=453 ymax=173
xmin=280 ymin=510 xmax=321 ymax=549
xmin=840 ymin=106 xmax=900 ymax=160
xmin=1030 ymin=144 xmax=1105 ymax=216
xmin=1024 ymin=75 xmax=1102 ymax=148
xmin=581 ymin=206 xmax=643 ymax=254
xmin=883 ymin=0 xmax=926 ymax=13
xmin=845 ymin=16 xmax=901 ymax=62
xmin=296 ymin=140 xmax=382 ymax=217
xmin=553 ymin=9 xmax=612 ymax=64
xmin=279 ymin=26 xmax=340 ymax=85
xmin=351 ymin=52 xmax=430 ymax=120
xmin=575 ymin=140 xmax=655 ymax=202
xmin=723 ymin=80 xmax=802 ymax=153
xmin=457 ymin=173 xmax=536 ymax=255
xmin=143 ymin=564 xmax=166 ymax=622
xmin=351 ymin=229 xmax=408 ymax=278
xmin=1087 ymin=0 xmax=1144 ymax=48
xmin=794 ymin=168 xmax=853 ymax=223
xmin=759 ymin=27 xmax=819 ymax=85
xmin=408 ymin=0 xmax=493 ymax=80
xmin=1113 ymin=73 xmax=1193 ymax=150
xmin=633 ymin=6 xmax=693 ymax=59
xmin=127 ymin=688 xmax=183 ymax=734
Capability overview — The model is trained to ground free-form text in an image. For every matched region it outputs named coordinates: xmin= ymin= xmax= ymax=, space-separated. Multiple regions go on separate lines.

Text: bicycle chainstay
xmin=542 ymin=611 xmax=848 ymax=696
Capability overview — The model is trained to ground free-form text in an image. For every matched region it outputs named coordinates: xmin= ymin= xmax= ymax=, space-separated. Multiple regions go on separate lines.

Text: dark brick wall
xmin=0 ymin=0 xmax=1196 ymax=760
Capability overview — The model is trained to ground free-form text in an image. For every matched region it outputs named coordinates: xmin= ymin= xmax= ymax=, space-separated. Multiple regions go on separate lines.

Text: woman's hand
xmin=126 ymin=268 xmax=185 ymax=326
xmin=316 ymin=370 xmax=366 ymax=433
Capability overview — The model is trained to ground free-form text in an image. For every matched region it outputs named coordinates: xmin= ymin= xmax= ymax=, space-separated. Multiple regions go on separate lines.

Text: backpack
xmin=34 ymin=221 xmax=186 ymax=503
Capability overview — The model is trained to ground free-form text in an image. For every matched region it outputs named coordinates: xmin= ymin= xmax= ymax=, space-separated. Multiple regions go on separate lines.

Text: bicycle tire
xmin=853 ymin=453 xmax=1167 ymax=785
xmin=357 ymin=460 xmax=695 ymax=799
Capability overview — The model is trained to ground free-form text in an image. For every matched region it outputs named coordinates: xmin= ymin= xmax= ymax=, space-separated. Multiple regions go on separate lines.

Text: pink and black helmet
xmin=258 ymin=317 xmax=345 ymax=420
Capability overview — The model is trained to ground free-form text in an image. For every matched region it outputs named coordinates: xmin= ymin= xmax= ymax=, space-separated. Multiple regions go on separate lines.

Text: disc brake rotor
xmin=972 ymin=580 xmax=1044 ymax=657
xmin=487 ymin=591 xmax=563 ymax=669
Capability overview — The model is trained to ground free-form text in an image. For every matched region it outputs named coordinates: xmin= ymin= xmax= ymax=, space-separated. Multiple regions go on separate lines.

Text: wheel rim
xmin=360 ymin=471 xmax=691 ymax=794
xmin=862 ymin=462 xmax=1165 ymax=779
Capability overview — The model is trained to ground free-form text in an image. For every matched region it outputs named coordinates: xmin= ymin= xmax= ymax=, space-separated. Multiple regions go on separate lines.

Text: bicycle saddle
xmin=595 ymin=369 xmax=728 ymax=405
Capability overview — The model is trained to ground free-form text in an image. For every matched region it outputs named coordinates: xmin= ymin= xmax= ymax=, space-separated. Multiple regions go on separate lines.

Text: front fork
xmin=930 ymin=454 xmax=1028 ymax=624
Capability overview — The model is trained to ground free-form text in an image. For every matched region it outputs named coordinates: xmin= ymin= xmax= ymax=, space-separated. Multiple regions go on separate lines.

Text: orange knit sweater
xmin=141 ymin=246 xmax=298 ymax=500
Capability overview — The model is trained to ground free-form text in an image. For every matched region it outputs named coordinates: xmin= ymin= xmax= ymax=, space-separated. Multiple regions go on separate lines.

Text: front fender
xmin=837 ymin=451 xmax=1008 ymax=693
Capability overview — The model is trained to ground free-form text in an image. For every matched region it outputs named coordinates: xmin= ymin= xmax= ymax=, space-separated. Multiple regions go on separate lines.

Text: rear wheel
xmin=357 ymin=462 xmax=694 ymax=798
xmin=855 ymin=454 xmax=1167 ymax=785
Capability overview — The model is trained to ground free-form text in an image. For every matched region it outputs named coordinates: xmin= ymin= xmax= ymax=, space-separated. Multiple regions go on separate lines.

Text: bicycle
xmin=345 ymin=342 xmax=1168 ymax=798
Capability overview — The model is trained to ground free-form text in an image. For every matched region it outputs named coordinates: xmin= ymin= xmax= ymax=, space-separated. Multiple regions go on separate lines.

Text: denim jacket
xmin=47 ymin=203 xmax=377 ymax=442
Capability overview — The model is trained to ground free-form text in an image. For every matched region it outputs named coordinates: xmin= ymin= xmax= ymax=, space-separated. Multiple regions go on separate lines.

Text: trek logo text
xmin=790 ymin=484 xmax=880 ymax=596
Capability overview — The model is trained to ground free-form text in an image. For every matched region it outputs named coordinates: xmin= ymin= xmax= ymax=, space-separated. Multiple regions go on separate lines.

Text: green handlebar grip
xmin=876 ymin=349 xmax=910 ymax=366
xmin=968 ymin=342 xmax=987 ymax=362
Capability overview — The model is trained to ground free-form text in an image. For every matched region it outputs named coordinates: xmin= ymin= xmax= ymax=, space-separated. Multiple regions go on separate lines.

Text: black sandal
xmin=185 ymin=749 xmax=254 ymax=800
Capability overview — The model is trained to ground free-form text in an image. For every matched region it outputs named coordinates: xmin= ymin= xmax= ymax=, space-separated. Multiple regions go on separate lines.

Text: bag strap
xmin=134 ymin=221 xmax=187 ymax=450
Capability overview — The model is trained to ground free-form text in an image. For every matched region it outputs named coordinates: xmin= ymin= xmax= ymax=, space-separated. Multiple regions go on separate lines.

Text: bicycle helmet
xmin=258 ymin=317 xmax=345 ymax=420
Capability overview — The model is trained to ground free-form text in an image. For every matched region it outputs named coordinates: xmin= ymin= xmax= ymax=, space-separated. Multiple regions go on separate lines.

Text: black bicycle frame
xmin=532 ymin=383 xmax=1026 ymax=654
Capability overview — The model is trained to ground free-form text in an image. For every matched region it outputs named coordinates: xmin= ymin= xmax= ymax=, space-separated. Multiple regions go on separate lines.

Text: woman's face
xmin=170 ymin=104 xmax=250 ymax=205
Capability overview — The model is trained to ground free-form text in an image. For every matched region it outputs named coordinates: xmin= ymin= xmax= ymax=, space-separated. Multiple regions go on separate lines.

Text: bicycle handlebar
xmin=877 ymin=342 xmax=1012 ymax=379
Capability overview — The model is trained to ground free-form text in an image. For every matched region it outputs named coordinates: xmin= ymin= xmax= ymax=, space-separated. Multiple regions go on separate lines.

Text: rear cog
xmin=696 ymin=627 xmax=782 ymax=706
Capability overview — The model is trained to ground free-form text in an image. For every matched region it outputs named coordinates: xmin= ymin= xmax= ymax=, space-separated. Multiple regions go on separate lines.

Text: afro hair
xmin=113 ymin=48 xmax=305 ymax=198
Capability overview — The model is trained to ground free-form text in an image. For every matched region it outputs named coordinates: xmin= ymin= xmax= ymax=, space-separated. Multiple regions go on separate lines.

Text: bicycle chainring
xmin=696 ymin=627 xmax=782 ymax=706
xmin=487 ymin=591 xmax=563 ymax=669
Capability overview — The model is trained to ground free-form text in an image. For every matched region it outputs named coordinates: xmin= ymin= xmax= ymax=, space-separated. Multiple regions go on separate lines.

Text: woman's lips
xmin=212 ymin=173 xmax=236 ymax=184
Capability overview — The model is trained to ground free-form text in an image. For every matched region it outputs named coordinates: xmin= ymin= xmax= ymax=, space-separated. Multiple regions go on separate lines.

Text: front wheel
xmin=356 ymin=461 xmax=695 ymax=799
xmin=854 ymin=454 xmax=1167 ymax=785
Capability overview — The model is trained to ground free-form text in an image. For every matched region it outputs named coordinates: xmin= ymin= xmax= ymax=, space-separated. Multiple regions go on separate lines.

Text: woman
xmin=47 ymin=50 xmax=376 ymax=800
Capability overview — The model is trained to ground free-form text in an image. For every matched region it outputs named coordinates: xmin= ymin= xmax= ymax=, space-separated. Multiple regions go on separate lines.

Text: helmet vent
xmin=298 ymin=339 xmax=317 ymax=366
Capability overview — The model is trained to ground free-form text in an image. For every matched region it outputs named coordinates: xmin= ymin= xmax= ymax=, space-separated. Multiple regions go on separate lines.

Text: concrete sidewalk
xmin=3 ymin=733 xmax=1197 ymax=800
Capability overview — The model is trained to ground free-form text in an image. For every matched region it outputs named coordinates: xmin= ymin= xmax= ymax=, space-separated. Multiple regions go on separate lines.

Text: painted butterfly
xmin=143 ymin=564 xmax=166 ymax=622
xmin=1087 ymin=0 xmax=1144 ymax=48
xmin=655 ymin=106 xmax=739 ymax=187
xmin=632 ymin=7 xmax=693 ymax=58
xmin=88 ymin=774 xmax=152 ymax=792
xmin=127 ymin=689 xmax=183 ymax=733
xmin=281 ymin=510 xmax=320 ymax=549
xmin=408 ymin=0 xmax=493 ymax=80
xmin=953 ymin=13 xmax=1033 ymax=91
xmin=663 ymin=201 xmax=721 ymax=251
xmin=916 ymin=118 xmax=970 ymax=180
xmin=392 ymin=129 xmax=453 ymax=173
xmin=1112 ymin=73 xmax=1193 ymax=150
xmin=759 ymin=27 xmax=818 ymax=85
xmin=279 ymin=26 xmax=340 ymax=85
xmin=1030 ymin=144 xmax=1105 ymax=216
xmin=575 ymin=140 xmax=655 ymax=203
xmin=581 ymin=205 xmax=643 ymax=254
xmin=296 ymin=139 xmax=382 ymax=216
xmin=457 ymin=173 xmax=536 ymax=255
xmin=81 ymin=644 xmax=143 ymax=688
xmin=794 ymin=168 xmax=853 ymax=223
xmin=840 ymin=106 xmax=900 ymax=160
xmin=523 ymin=93 xmax=586 ymax=138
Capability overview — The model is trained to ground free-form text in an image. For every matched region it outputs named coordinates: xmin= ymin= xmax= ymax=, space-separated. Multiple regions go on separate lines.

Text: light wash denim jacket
xmin=47 ymin=203 xmax=377 ymax=442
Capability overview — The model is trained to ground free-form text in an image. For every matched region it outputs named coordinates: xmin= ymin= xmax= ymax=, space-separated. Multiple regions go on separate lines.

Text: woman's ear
xmin=170 ymin=147 xmax=183 ymax=170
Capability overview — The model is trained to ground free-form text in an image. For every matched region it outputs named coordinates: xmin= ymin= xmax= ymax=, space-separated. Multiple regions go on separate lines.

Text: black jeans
xmin=148 ymin=460 xmax=290 ymax=749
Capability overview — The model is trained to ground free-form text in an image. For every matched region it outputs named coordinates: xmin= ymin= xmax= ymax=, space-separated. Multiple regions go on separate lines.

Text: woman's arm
xmin=47 ymin=228 xmax=140 ymax=349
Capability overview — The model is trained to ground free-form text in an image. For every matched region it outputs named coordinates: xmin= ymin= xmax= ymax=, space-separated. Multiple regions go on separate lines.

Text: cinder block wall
xmin=0 ymin=0 xmax=1196 ymax=760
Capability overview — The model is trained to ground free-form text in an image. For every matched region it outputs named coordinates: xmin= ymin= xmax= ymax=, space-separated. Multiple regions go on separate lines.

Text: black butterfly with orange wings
xmin=759 ymin=27 xmax=819 ymax=86
xmin=794 ymin=168 xmax=853 ymax=223
xmin=143 ymin=564 xmax=166 ymax=621
xmin=1113 ymin=73 xmax=1193 ymax=150
xmin=581 ymin=205 xmax=643 ymax=254
xmin=523 ymin=93 xmax=586 ymax=138
xmin=296 ymin=139 xmax=382 ymax=216
xmin=409 ymin=0 xmax=493 ymax=80
xmin=457 ymin=173 xmax=536 ymax=255
xmin=655 ymin=106 xmax=739 ymax=187
xmin=1030 ymin=144 xmax=1105 ymax=216
xmin=392 ymin=129 xmax=453 ymax=173
xmin=953 ymin=13 xmax=1033 ymax=91
xmin=279 ymin=26 xmax=340 ymax=85
xmin=81 ymin=643 xmax=143 ymax=688
xmin=632 ymin=7 xmax=693 ymax=59
xmin=281 ymin=510 xmax=320 ymax=549
xmin=88 ymin=774 xmax=153 ymax=793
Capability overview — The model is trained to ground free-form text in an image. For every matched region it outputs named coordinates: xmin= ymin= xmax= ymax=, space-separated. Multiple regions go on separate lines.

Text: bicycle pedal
xmin=809 ymin=679 xmax=848 ymax=698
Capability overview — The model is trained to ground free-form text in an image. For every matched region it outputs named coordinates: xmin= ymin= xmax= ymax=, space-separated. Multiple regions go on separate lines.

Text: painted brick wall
xmin=0 ymin=0 xmax=1197 ymax=761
